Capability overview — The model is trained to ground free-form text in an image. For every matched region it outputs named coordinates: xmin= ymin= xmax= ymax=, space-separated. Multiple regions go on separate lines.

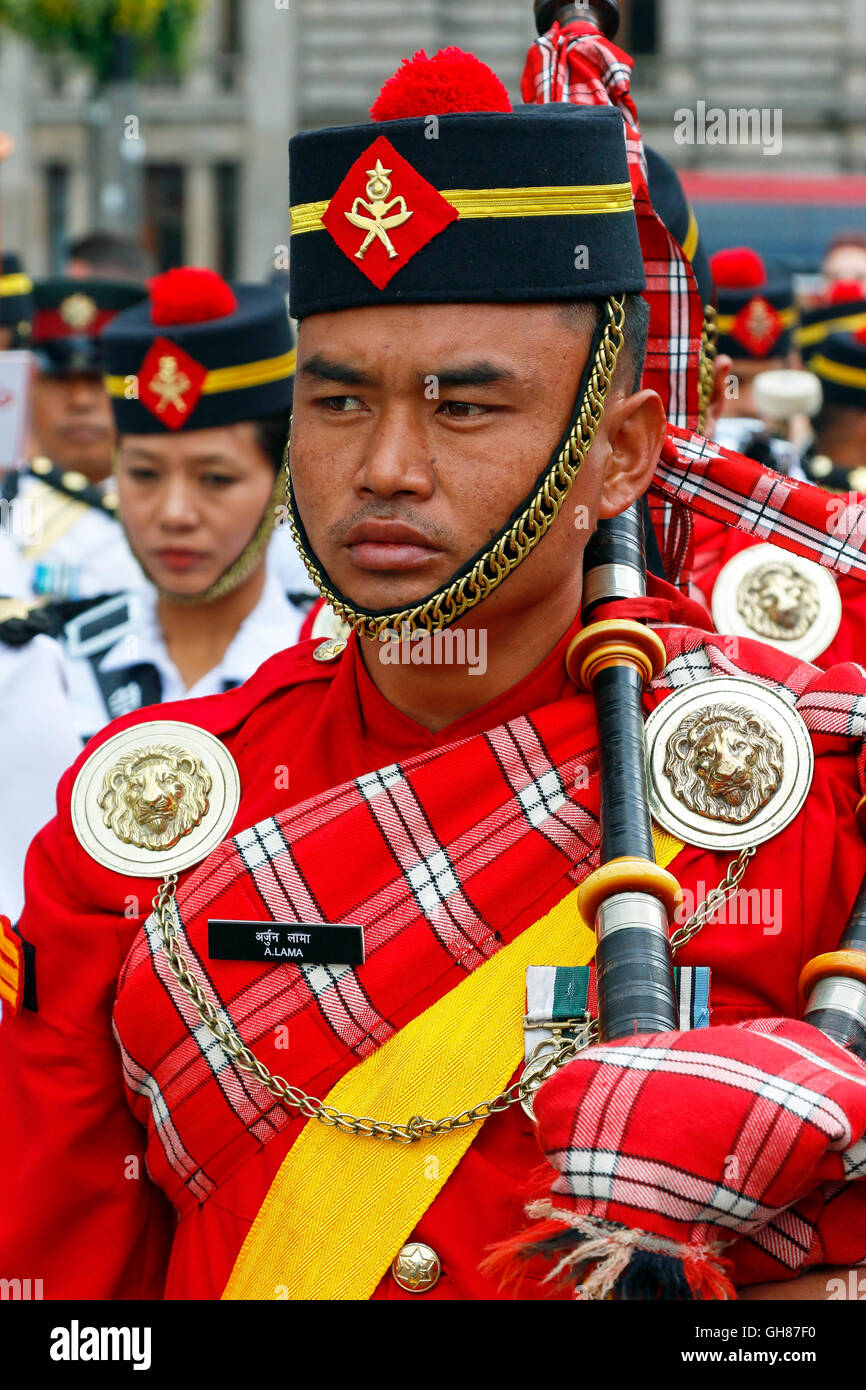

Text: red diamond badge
xmin=138 ymin=336 xmax=208 ymax=430
xmin=321 ymin=136 xmax=458 ymax=290
xmin=732 ymin=296 xmax=783 ymax=357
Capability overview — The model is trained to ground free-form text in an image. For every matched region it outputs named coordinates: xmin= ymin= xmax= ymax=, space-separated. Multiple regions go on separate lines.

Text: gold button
xmin=61 ymin=470 xmax=89 ymax=492
xmin=313 ymin=636 xmax=347 ymax=662
xmin=103 ymin=491 xmax=119 ymax=511
xmin=848 ymin=467 xmax=866 ymax=494
xmin=391 ymin=1242 xmax=441 ymax=1293
xmin=30 ymin=456 xmax=53 ymax=476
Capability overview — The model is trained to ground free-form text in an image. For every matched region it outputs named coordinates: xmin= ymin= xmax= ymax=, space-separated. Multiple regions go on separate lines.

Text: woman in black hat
xmin=0 ymin=269 xmax=313 ymax=911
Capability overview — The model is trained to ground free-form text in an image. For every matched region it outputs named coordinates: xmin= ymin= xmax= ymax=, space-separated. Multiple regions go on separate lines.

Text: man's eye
xmin=322 ymin=395 xmax=365 ymax=412
xmin=437 ymin=401 xmax=486 ymax=419
xmin=201 ymin=473 xmax=235 ymax=488
xmin=127 ymin=467 xmax=158 ymax=482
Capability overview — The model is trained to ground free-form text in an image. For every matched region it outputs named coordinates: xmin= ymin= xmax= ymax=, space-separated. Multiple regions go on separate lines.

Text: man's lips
xmin=342 ymin=520 xmax=443 ymax=572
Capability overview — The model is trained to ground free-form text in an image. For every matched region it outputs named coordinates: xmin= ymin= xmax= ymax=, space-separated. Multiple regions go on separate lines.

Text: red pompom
xmin=371 ymin=47 xmax=512 ymax=121
xmin=710 ymin=246 xmax=766 ymax=289
xmin=828 ymin=278 xmax=866 ymax=305
xmin=148 ymin=267 xmax=238 ymax=326
xmin=855 ymin=324 xmax=866 ymax=346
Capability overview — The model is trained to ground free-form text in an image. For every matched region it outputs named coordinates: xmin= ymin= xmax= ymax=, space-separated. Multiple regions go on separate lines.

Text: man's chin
xmin=323 ymin=560 xmax=456 ymax=615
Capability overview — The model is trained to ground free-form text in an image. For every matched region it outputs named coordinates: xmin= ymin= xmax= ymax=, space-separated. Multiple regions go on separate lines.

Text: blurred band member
xmin=2 ymin=277 xmax=148 ymax=598
xmin=65 ymin=230 xmax=157 ymax=284
xmin=0 ymin=252 xmax=32 ymax=354
xmin=709 ymin=247 xmax=798 ymax=432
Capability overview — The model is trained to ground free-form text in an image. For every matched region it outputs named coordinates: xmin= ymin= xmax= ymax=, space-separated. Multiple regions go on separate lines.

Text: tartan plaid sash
xmin=656 ymin=426 xmax=866 ymax=582
xmin=112 ymin=623 xmax=866 ymax=1214
xmin=114 ymin=698 xmax=604 ymax=1211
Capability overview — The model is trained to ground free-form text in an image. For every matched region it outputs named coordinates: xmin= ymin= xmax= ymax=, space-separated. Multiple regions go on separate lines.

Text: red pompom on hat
xmin=371 ymin=46 xmax=512 ymax=121
xmin=709 ymin=246 xmax=766 ymax=289
xmin=828 ymin=278 xmax=866 ymax=305
xmin=148 ymin=267 xmax=238 ymax=326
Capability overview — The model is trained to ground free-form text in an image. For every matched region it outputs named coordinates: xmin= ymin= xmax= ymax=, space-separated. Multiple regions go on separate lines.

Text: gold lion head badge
xmin=97 ymin=745 xmax=212 ymax=851
xmin=663 ymin=705 xmax=784 ymax=825
xmin=736 ymin=562 xmax=820 ymax=643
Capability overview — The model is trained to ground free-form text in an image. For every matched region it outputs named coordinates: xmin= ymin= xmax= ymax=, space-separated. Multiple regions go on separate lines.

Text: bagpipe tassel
xmin=484 ymin=1202 xmax=736 ymax=1302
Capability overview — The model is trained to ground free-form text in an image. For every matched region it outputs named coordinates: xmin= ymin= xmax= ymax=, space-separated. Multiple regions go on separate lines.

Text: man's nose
xmin=354 ymin=405 xmax=435 ymax=501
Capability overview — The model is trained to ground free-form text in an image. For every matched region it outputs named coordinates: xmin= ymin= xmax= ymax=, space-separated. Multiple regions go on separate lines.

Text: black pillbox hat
xmin=289 ymin=104 xmax=645 ymax=319
xmin=101 ymin=272 xmax=296 ymax=434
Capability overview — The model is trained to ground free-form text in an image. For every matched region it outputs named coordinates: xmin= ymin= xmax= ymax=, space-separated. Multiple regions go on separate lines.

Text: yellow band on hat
xmin=0 ymin=273 xmax=32 ymax=296
xmin=682 ymin=205 xmax=699 ymax=263
xmin=290 ymin=181 xmax=634 ymax=235
xmin=715 ymin=305 xmax=798 ymax=333
xmin=798 ymin=311 xmax=866 ymax=348
xmin=810 ymin=352 xmax=866 ymax=390
xmin=103 ymin=347 xmax=296 ymax=400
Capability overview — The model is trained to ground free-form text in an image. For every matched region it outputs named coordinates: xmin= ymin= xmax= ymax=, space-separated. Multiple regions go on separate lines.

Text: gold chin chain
xmin=697 ymin=303 xmax=719 ymax=437
xmin=151 ymin=846 xmax=754 ymax=1143
xmin=284 ymin=294 xmax=627 ymax=641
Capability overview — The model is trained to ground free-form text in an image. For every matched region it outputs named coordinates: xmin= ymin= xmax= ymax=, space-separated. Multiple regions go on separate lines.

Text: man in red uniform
xmin=2 ymin=46 xmax=866 ymax=1302
xmin=691 ymin=318 xmax=866 ymax=669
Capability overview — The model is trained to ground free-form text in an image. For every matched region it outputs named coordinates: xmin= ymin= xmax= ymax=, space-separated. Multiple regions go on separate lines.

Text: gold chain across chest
xmin=150 ymin=845 xmax=754 ymax=1144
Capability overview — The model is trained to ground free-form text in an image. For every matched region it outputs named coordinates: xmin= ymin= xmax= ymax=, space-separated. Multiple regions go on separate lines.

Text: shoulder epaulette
xmin=70 ymin=636 xmax=344 ymax=768
xmin=0 ymin=592 xmax=116 ymax=648
xmin=10 ymin=457 xmax=120 ymax=516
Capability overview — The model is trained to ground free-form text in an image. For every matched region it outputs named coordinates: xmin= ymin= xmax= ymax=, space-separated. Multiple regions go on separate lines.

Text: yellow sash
xmin=222 ymin=828 xmax=683 ymax=1300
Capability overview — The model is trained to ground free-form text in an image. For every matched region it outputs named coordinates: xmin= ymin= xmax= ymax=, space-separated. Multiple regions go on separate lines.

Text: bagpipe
xmin=529 ymin=0 xmax=866 ymax=1057
xmin=541 ymin=0 xmax=866 ymax=1058
xmin=493 ymin=0 xmax=866 ymax=1301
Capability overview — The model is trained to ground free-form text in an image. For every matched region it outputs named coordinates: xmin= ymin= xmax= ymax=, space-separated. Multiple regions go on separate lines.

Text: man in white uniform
xmin=2 ymin=276 xmax=149 ymax=599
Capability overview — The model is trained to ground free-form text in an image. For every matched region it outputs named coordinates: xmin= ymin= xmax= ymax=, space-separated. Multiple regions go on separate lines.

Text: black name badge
xmin=208 ymin=920 xmax=365 ymax=967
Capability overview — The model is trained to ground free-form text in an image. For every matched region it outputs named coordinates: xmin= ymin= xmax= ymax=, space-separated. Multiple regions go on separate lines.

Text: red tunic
xmin=2 ymin=596 xmax=866 ymax=1300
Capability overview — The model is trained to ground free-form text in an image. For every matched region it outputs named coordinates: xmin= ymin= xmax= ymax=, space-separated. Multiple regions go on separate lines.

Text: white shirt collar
xmin=96 ymin=570 xmax=304 ymax=694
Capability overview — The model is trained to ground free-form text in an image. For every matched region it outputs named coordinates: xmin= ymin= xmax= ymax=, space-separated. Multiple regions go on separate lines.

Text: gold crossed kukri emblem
xmin=149 ymin=355 xmax=192 ymax=414
xmin=345 ymin=159 xmax=413 ymax=260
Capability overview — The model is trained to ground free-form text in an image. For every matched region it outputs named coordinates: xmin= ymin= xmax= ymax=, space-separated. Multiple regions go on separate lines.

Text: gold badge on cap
xmin=149 ymin=355 xmax=192 ymax=415
xmin=71 ymin=721 xmax=241 ymax=877
xmin=59 ymin=292 xmax=98 ymax=330
xmin=644 ymin=677 xmax=813 ymax=851
xmin=711 ymin=544 xmax=841 ymax=664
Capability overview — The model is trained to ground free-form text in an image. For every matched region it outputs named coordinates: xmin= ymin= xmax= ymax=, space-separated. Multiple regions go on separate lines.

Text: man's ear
xmin=597 ymin=388 xmax=667 ymax=520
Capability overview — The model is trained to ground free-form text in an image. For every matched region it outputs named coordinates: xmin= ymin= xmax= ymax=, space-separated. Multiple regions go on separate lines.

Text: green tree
xmin=0 ymin=1 xmax=208 ymax=239
xmin=0 ymin=0 xmax=206 ymax=84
